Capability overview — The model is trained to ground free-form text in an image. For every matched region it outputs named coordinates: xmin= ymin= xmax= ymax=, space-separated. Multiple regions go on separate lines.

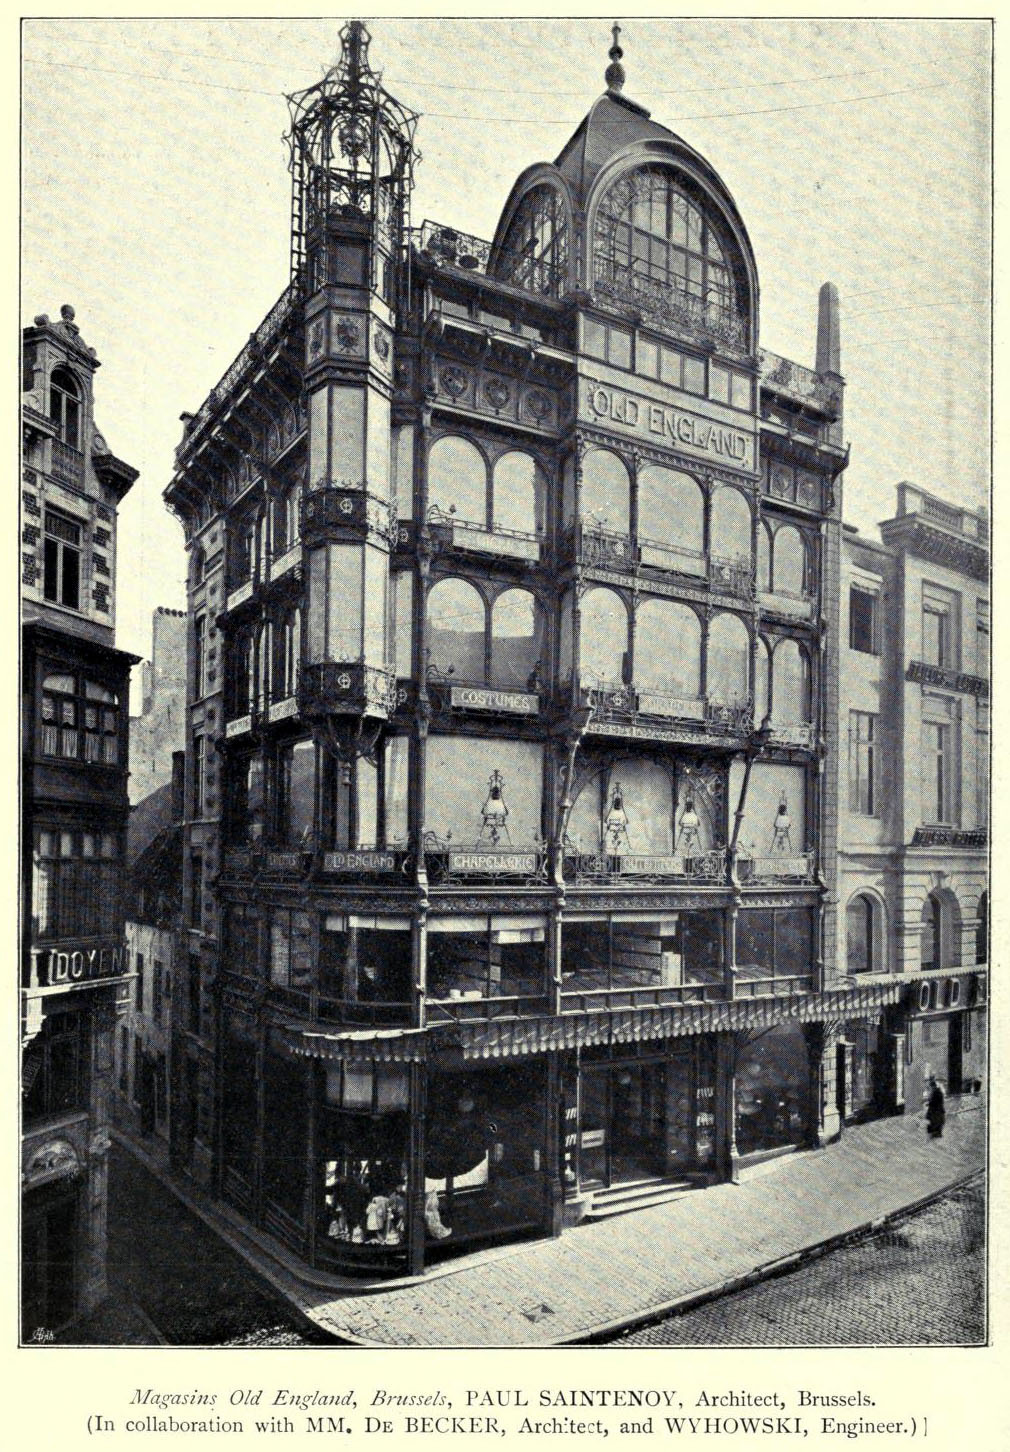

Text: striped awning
xmin=275 ymin=980 xmax=902 ymax=1065
xmin=278 ymin=1024 xmax=429 ymax=1063
xmin=455 ymin=981 xmax=905 ymax=1060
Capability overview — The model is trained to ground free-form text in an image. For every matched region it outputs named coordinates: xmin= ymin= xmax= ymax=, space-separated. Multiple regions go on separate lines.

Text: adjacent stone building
xmin=21 ymin=304 xmax=138 ymax=1335
xmin=162 ymin=22 xmax=911 ymax=1280
xmin=128 ymin=607 xmax=188 ymax=803
xmin=838 ymin=485 xmax=988 ymax=1117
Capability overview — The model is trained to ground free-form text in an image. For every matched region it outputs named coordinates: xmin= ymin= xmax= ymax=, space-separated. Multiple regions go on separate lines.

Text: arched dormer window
xmin=496 ymin=185 xmax=569 ymax=298
xmin=49 ymin=367 xmax=81 ymax=449
xmin=594 ymin=166 xmax=747 ymax=347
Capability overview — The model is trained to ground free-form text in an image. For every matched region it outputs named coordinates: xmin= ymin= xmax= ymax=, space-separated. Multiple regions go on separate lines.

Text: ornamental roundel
xmin=526 ymin=389 xmax=551 ymax=422
xmin=336 ymin=317 xmax=362 ymax=352
xmin=373 ymin=327 xmax=390 ymax=361
xmin=484 ymin=378 xmax=510 ymax=410
xmin=337 ymin=672 xmax=352 ymax=690
xmin=440 ymin=365 xmax=468 ymax=398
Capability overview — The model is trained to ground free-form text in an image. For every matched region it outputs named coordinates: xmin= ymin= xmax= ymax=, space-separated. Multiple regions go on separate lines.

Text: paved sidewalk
xmin=119 ymin=1102 xmax=985 ymax=1348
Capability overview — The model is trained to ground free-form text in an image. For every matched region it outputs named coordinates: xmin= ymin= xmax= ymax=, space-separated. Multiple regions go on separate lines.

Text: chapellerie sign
xmin=447 ymin=851 xmax=538 ymax=874
xmin=582 ymin=378 xmax=755 ymax=472
xmin=32 ymin=942 xmax=127 ymax=988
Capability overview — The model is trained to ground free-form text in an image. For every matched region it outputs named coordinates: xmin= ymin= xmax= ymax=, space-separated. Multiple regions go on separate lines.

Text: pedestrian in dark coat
xmin=926 ymin=1077 xmax=946 ymax=1139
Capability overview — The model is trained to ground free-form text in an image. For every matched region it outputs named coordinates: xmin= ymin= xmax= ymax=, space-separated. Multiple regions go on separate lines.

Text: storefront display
xmin=734 ymin=1022 xmax=808 ymax=1156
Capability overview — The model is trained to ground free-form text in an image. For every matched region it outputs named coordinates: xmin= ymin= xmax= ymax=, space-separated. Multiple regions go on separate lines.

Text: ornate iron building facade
xmin=165 ymin=23 xmax=908 ymax=1278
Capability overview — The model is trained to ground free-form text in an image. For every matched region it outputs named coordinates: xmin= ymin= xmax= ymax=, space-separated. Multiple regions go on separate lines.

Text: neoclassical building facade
xmin=838 ymin=484 xmax=988 ymax=1115
xmin=163 ymin=23 xmax=910 ymax=1279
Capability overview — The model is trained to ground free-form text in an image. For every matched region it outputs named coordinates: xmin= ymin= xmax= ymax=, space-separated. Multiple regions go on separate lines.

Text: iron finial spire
xmin=605 ymin=21 xmax=625 ymax=93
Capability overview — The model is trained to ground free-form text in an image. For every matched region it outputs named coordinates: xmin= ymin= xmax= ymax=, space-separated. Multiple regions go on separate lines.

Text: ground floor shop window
xmin=424 ymin=1064 xmax=546 ymax=1247
xmin=263 ymin=1030 xmax=308 ymax=1226
xmin=221 ymin=1011 xmax=258 ymax=1206
xmin=318 ymin=918 xmax=412 ymax=1021
xmin=317 ymin=1084 xmax=409 ymax=1258
xmin=562 ymin=911 xmax=723 ymax=994
xmin=734 ymin=1022 xmax=808 ymax=1155
xmin=427 ymin=917 xmax=546 ymax=1003
xmin=22 ymin=1010 xmax=87 ymax=1126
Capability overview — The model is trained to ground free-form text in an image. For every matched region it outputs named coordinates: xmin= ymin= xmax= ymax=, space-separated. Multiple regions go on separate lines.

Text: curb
xmin=557 ymin=1169 xmax=985 ymax=1347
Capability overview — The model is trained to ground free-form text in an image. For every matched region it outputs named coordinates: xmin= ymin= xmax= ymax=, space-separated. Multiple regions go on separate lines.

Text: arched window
xmin=635 ymin=599 xmax=701 ymax=698
xmin=428 ymin=436 xmax=486 ymax=525
xmin=426 ymin=578 xmax=486 ymax=682
xmin=920 ymin=893 xmax=943 ymax=971
xmin=491 ymin=589 xmax=543 ymax=689
xmin=272 ymin=483 xmax=299 ymax=556
xmin=593 ymin=166 xmax=740 ymax=333
xmin=976 ymin=890 xmax=988 ymax=965
xmin=49 ymin=367 xmax=81 ymax=448
xmin=581 ymin=449 xmax=630 ymax=535
xmin=493 ymin=452 xmax=541 ymax=536
xmin=580 ymin=587 xmax=628 ymax=687
xmin=772 ymin=639 xmax=811 ymax=724
xmin=707 ymin=611 xmax=750 ymax=704
xmin=757 ymin=523 xmax=772 ymax=592
xmin=710 ymin=486 xmax=752 ymax=564
xmin=846 ymin=893 xmax=879 ymax=975
xmin=754 ymin=637 xmax=771 ymax=724
xmin=496 ymin=185 xmax=569 ymax=298
xmin=637 ymin=465 xmax=705 ymax=573
xmin=773 ymin=525 xmax=807 ymax=597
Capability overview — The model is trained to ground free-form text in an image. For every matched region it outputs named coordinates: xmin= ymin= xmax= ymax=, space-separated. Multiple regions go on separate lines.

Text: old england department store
xmin=161 ymin=23 xmax=986 ymax=1278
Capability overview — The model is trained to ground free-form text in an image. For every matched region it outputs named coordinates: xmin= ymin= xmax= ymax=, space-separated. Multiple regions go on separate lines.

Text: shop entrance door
xmin=21 ymin=1186 xmax=78 ymax=1338
xmin=580 ymin=1061 xmax=667 ymax=1188
xmin=947 ymin=1016 xmax=963 ymax=1095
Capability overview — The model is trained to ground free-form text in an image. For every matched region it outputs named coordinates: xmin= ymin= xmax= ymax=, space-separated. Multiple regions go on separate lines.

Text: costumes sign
xmin=582 ymin=378 xmax=755 ymax=472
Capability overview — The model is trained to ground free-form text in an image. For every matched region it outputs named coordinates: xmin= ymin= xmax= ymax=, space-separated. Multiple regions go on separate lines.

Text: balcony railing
xmin=635 ymin=689 xmax=706 ymax=722
xmin=576 ymin=521 xmax=637 ymax=573
xmin=594 ymin=257 xmax=749 ymax=352
xmin=428 ymin=508 xmax=541 ymax=562
xmin=178 ymin=283 xmax=299 ymax=458
xmin=564 ymin=849 xmax=726 ymax=886
xmin=758 ymin=588 xmax=815 ymax=623
xmin=710 ymin=554 xmax=756 ymax=600
xmin=759 ymin=350 xmax=842 ymax=419
xmin=427 ymin=993 xmax=549 ymax=1023
xmin=410 ymin=220 xmax=566 ymax=300
xmin=560 ymin=981 xmax=726 ymax=1014
xmin=317 ymin=998 xmax=413 ymax=1028
xmin=638 ymin=536 xmax=707 ymax=579
xmin=51 ymin=440 xmax=84 ymax=488
xmin=768 ymin=719 xmax=816 ymax=748
xmin=738 ymin=850 xmax=816 ymax=884
xmin=734 ymin=972 xmax=814 ymax=998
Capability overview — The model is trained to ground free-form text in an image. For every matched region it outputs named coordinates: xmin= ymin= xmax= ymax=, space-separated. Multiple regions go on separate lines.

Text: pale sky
xmin=22 ymin=16 xmax=991 ymax=679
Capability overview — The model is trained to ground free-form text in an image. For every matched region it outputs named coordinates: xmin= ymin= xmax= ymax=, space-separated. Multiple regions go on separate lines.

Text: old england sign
xmin=581 ymin=376 xmax=756 ymax=473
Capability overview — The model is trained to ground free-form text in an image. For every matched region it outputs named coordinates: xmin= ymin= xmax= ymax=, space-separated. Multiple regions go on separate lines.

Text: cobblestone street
xmin=63 ymin=1145 xmax=335 ymax=1346
xmin=613 ymin=1178 xmax=985 ymax=1346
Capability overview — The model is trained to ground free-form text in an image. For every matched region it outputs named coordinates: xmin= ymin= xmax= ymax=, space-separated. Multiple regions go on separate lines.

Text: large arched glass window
xmin=710 ymin=486 xmax=752 ymax=563
xmin=773 ymin=525 xmax=808 ymax=596
xmin=491 ymin=589 xmax=544 ymax=689
xmin=493 ymin=452 xmax=541 ymax=535
xmin=635 ymin=599 xmax=701 ymax=698
xmin=846 ymin=894 xmax=878 ymax=975
xmin=593 ymin=166 xmax=739 ymax=328
xmin=49 ymin=367 xmax=81 ymax=448
xmin=496 ymin=185 xmax=569 ymax=298
xmin=707 ymin=611 xmax=750 ymax=704
xmin=772 ymin=639 xmax=811 ymax=724
xmin=637 ymin=465 xmax=705 ymax=573
xmin=754 ymin=637 xmax=771 ymax=724
xmin=581 ymin=449 xmax=630 ymax=535
xmin=428 ymin=436 xmax=486 ymax=525
xmin=426 ymin=578 xmax=486 ymax=682
xmin=757 ymin=523 xmax=772 ymax=591
xmin=580 ymin=587 xmax=628 ymax=687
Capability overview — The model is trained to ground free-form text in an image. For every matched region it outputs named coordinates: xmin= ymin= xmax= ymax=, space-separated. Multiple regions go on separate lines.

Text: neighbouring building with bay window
xmin=838 ymin=485 xmax=988 ymax=1120
xmin=21 ymin=305 xmax=139 ymax=1335
xmin=163 ymin=22 xmax=905 ymax=1279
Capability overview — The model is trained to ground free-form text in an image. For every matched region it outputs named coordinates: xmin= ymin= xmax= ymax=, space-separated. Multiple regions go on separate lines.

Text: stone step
xmin=585 ymin=1177 xmax=695 ymax=1218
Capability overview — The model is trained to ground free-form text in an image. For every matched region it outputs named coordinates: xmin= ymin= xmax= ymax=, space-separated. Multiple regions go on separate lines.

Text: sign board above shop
xmin=323 ymin=850 xmax=399 ymax=873
xmin=581 ymin=377 xmax=756 ymax=474
xmin=447 ymin=851 xmax=538 ymax=874
xmin=448 ymin=686 xmax=539 ymax=715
